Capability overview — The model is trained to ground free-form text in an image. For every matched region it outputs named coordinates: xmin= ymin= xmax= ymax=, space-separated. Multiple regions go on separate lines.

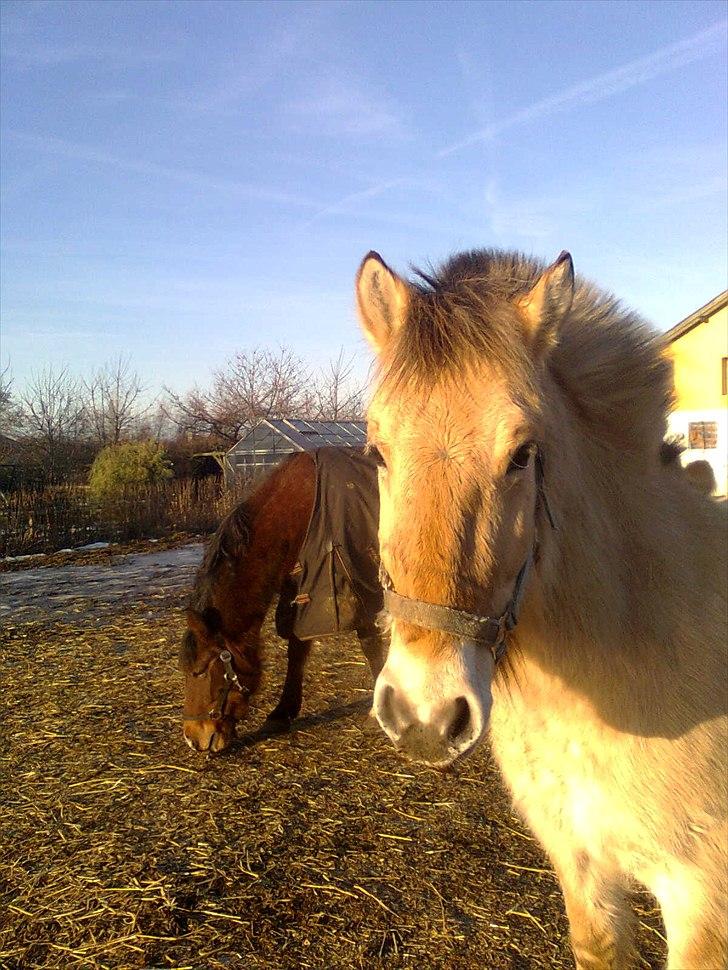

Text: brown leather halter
xmin=185 ymin=649 xmax=251 ymax=722
xmin=380 ymin=449 xmax=554 ymax=663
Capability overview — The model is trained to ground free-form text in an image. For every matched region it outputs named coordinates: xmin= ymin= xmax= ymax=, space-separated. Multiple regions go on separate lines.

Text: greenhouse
xmin=224 ymin=418 xmax=367 ymax=484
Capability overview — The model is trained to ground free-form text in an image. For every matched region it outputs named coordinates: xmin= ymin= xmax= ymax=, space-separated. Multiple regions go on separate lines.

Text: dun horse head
xmin=357 ymin=249 xmax=575 ymax=767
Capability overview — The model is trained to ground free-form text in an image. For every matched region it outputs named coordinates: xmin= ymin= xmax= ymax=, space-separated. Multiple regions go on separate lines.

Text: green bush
xmin=88 ymin=441 xmax=173 ymax=502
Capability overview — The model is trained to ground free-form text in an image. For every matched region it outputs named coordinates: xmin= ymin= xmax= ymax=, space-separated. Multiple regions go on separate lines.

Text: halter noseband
xmin=184 ymin=648 xmax=251 ymax=722
xmin=380 ymin=449 xmax=554 ymax=663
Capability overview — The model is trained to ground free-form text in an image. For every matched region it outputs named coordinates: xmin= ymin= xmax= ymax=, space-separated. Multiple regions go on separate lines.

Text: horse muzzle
xmin=372 ymin=639 xmax=494 ymax=767
xmin=183 ymin=718 xmax=233 ymax=753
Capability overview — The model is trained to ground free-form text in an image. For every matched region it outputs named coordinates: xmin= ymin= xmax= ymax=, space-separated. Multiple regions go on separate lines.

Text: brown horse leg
xmin=265 ymin=636 xmax=312 ymax=727
xmin=554 ymin=855 xmax=634 ymax=970
xmin=357 ymin=628 xmax=388 ymax=683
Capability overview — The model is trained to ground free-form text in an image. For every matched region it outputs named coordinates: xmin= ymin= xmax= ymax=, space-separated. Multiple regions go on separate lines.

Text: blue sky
xmin=1 ymin=0 xmax=726 ymax=395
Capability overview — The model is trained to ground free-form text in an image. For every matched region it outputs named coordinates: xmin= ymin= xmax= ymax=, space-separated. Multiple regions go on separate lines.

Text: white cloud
xmin=2 ymin=40 xmax=179 ymax=68
xmin=5 ymin=131 xmax=318 ymax=209
xmin=284 ymin=80 xmax=408 ymax=139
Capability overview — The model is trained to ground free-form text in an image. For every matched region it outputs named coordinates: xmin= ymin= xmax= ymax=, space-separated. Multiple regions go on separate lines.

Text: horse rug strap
xmin=282 ymin=446 xmax=382 ymax=641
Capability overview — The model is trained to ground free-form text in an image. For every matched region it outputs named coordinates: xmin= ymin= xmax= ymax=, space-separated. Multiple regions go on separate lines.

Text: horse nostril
xmin=447 ymin=697 xmax=471 ymax=743
xmin=378 ymin=684 xmax=396 ymax=725
xmin=184 ymin=732 xmax=201 ymax=751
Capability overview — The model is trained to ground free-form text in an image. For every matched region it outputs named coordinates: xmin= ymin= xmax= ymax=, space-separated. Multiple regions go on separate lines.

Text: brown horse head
xmin=179 ymin=603 xmax=264 ymax=752
xmin=179 ymin=500 xmax=266 ymax=753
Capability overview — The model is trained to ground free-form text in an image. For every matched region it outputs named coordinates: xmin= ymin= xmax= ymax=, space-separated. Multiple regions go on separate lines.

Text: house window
xmin=688 ymin=421 xmax=718 ymax=449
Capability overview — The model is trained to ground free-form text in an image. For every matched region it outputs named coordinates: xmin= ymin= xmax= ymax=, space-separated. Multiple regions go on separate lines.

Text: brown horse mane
xmin=187 ymin=453 xmax=306 ymax=616
xmin=383 ymin=249 xmax=673 ymax=463
xmin=185 ymin=501 xmax=252 ymax=619
xmin=202 ymin=502 xmax=253 ymax=575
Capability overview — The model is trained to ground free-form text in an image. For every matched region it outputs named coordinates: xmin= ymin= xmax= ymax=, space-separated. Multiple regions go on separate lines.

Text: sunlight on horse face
xmin=357 ymin=250 xmax=572 ymax=767
xmin=368 ymin=373 xmax=541 ymax=766
xmin=179 ymin=608 xmax=261 ymax=753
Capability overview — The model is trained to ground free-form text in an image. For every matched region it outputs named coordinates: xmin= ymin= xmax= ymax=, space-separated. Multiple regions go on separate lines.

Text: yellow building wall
xmin=668 ymin=306 xmax=727 ymax=410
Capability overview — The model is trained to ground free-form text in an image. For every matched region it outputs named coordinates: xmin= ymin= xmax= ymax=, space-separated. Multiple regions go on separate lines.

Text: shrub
xmin=88 ymin=441 xmax=173 ymax=502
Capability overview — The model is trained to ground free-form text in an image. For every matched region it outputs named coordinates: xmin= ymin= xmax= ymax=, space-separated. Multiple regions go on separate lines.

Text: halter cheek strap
xmin=184 ymin=649 xmax=251 ymax=722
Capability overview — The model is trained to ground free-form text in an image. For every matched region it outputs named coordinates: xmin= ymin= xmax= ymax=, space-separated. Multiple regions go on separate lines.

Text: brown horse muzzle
xmin=183 ymin=718 xmax=233 ymax=753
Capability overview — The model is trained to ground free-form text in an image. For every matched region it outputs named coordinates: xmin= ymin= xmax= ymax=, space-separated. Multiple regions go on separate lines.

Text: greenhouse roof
xmin=231 ymin=418 xmax=367 ymax=454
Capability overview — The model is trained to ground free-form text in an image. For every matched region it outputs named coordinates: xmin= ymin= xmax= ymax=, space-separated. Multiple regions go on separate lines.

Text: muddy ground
xmin=0 ymin=545 xmax=666 ymax=969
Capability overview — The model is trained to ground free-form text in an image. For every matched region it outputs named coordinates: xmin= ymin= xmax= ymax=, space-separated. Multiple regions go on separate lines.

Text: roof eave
xmin=664 ymin=289 xmax=728 ymax=344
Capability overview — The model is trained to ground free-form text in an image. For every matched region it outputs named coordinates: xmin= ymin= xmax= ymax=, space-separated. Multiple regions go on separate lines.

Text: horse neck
xmin=529 ymin=408 xmax=708 ymax=668
xmin=211 ymin=455 xmax=316 ymax=638
xmin=511 ymin=403 xmax=726 ymax=729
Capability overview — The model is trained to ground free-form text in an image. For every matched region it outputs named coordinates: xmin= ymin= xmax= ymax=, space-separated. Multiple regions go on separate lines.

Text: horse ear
xmin=356 ymin=251 xmax=410 ymax=355
xmin=516 ymin=251 xmax=574 ymax=357
xmin=186 ymin=606 xmax=222 ymax=637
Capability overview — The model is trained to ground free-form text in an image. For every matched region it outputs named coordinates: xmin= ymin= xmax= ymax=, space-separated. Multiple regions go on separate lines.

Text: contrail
xmin=438 ymin=19 xmax=726 ymax=157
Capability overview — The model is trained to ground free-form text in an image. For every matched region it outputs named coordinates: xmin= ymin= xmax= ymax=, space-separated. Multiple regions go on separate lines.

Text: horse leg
xmin=655 ymin=863 xmax=728 ymax=970
xmin=265 ymin=635 xmax=312 ymax=728
xmin=553 ymin=854 xmax=634 ymax=970
xmin=357 ymin=628 xmax=388 ymax=683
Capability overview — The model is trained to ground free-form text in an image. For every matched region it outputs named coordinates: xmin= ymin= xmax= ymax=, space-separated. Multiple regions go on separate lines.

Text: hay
xmin=1 ymin=567 xmax=667 ymax=968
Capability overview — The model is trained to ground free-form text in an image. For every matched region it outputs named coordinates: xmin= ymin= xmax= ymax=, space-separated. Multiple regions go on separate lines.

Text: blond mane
xmin=383 ymin=249 xmax=673 ymax=464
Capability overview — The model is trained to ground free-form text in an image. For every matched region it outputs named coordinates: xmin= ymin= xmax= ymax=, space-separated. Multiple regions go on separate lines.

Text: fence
xmin=0 ymin=478 xmax=250 ymax=558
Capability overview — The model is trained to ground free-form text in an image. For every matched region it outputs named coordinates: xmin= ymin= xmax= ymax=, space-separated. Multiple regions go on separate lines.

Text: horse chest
xmin=490 ymin=690 xmax=639 ymax=864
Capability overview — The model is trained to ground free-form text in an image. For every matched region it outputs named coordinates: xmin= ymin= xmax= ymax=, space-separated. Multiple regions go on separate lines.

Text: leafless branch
xmin=83 ymin=355 xmax=149 ymax=446
xmin=165 ymin=347 xmax=310 ymax=443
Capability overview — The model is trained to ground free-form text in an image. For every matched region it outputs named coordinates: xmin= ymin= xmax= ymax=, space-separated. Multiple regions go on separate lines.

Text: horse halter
xmin=380 ymin=448 xmax=555 ymax=663
xmin=185 ymin=648 xmax=251 ymax=722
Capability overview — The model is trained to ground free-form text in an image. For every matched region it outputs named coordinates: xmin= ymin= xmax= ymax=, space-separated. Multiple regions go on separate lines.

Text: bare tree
xmin=84 ymin=355 xmax=148 ymax=446
xmin=136 ymin=400 xmax=175 ymax=444
xmin=308 ymin=349 xmax=365 ymax=421
xmin=166 ymin=347 xmax=309 ymax=443
xmin=19 ymin=365 xmax=87 ymax=480
xmin=0 ymin=363 xmax=23 ymax=438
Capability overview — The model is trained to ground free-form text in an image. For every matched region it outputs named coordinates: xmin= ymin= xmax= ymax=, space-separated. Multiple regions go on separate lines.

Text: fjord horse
xmin=356 ymin=248 xmax=727 ymax=970
xmin=180 ymin=451 xmax=386 ymax=753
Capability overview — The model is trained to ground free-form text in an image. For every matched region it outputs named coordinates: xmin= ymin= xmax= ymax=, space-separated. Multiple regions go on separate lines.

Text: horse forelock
xmin=378 ymin=250 xmax=546 ymax=400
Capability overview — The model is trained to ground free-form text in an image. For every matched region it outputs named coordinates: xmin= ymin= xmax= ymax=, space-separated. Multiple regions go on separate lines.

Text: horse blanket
xmin=275 ymin=446 xmax=381 ymax=641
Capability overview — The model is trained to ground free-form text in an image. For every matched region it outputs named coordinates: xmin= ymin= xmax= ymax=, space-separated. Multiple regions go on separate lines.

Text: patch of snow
xmin=2 ymin=553 xmax=47 ymax=563
xmin=75 ymin=542 xmax=113 ymax=551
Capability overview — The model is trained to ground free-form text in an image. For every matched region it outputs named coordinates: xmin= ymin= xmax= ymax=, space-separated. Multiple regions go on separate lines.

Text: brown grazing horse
xmin=356 ymin=247 xmax=727 ymax=970
xmin=180 ymin=451 xmax=386 ymax=753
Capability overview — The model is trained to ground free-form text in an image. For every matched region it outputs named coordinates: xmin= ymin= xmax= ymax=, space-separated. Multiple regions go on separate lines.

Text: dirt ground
xmin=1 ymin=544 xmax=667 ymax=969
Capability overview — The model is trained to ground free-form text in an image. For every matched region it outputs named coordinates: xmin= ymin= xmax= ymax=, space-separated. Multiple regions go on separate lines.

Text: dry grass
xmin=0 ymin=479 xmax=246 ymax=558
xmin=1 ymin=581 xmax=667 ymax=969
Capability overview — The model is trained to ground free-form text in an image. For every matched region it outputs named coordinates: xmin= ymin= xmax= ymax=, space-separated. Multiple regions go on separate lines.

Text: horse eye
xmin=507 ymin=442 xmax=534 ymax=474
